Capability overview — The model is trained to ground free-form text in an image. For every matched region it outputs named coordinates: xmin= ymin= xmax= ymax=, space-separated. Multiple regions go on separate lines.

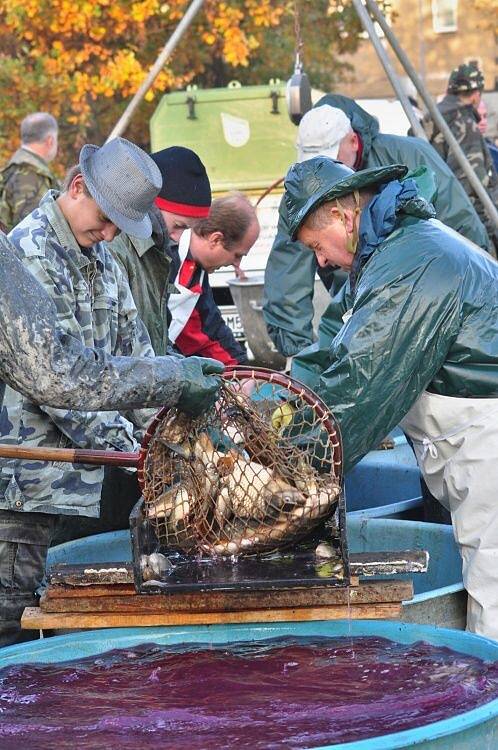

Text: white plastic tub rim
xmin=0 ymin=620 xmax=497 ymax=749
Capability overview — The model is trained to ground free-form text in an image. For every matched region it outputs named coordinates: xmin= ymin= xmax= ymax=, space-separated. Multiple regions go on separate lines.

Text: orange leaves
xmin=200 ymin=0 xmax=282 ymax=68
xmin=0 ymin=0 xmax=296 ymax=161
xmin=245 ymin=0 xmax=284 ymax=28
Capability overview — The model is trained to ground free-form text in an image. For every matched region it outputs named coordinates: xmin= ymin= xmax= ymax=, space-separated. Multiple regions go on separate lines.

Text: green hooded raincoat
xmin=288 ymin=167 xmax=498 ymax=474
xmin=263 ymin=94 xmax=492 ymax=358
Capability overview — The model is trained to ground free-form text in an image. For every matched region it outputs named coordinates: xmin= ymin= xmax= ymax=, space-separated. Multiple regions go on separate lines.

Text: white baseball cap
xmin=296 ymin=105 xmax=352 ymax=163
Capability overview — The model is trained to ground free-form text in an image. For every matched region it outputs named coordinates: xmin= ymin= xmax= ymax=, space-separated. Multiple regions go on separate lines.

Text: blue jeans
xmin=0 ymin=508 xmax=57 ymax=647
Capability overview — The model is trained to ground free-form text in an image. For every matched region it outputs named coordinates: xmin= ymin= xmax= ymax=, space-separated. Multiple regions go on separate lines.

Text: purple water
xmin=1 ymin=635 xmax=498 ymax=749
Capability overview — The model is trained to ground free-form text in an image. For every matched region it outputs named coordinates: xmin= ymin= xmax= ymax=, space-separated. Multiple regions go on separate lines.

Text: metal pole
xmin=350 ymin=0 xmax=427 ymax=140
xmin=364 ymin=0 xmax=498 ymax=231
xmin=107 ymin=0 xmax=206 ymax=142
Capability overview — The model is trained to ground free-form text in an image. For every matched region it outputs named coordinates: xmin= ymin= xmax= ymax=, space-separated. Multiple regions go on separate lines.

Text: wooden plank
xmin=40 ymin=580 xmax=412 ymax=614
xmin=45 ymin=584 xmax=136 ymax=599
xmin=22 ymin=603 xmax=402 ymax=630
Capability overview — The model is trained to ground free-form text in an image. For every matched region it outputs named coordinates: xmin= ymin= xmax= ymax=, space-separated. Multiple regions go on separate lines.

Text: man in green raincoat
xmin=285 ymin=156 xmax=498 ymax=640
xmin=263 ymin=95 xmax=493 ymax=359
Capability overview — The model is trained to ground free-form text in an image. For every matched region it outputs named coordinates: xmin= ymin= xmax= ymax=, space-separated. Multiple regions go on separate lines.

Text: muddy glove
xmin=178 ymin=357 xmax=224 ymax=416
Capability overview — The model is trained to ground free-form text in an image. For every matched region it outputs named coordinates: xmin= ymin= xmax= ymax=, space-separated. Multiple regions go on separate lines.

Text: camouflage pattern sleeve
xmin=20 ymin=250 xmax=141 ymax=454
xmin=434 ymin=109 xmax=498 ymax=247
xmin=0 ymin=232 xmax=185 ymax=411
xmin=5 ymin=168 xmax=51 ymax=229
xmin=446 ymin=109 xmax=491 ymax=188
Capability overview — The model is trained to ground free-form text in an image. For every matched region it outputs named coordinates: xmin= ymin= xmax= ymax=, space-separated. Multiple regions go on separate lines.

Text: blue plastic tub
xmin=345 ymin=432 xmax=422 ymax=518
xmin=0 ymin=620 xmax=496 ymax=749
xmin=48 ymin=518 xmax=465 ymax=629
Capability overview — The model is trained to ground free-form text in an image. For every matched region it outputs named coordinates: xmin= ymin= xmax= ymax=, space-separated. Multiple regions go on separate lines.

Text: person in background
xmin=477 ymin=98 xmax=498 ymax=172
xmin=111 ymin=148 xmax=258 ymax=366
xmin=0 ymin=138 xmax=222 ymax=647
xmin=285 ymin=156 xmax=498 ymax=640
xmin=263 ymin=96 xmax=492 ymax=360
xmin=423 ymin=62 xmax=498 ymax=251
xmin=0 ymin=112 xmax=59 ymax=230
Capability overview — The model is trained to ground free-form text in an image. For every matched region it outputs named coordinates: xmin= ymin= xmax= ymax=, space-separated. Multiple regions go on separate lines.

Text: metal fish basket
xmin=138 ymin=367 xmax=343 ymax=558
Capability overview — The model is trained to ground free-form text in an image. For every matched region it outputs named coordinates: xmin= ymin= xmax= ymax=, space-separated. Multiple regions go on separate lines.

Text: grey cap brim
xmin=80 ymin=144 xmax=153 ymax=240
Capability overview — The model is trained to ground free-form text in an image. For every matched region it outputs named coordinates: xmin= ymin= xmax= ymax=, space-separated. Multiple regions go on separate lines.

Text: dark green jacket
xmin=109 ymin=207 xmax=171 ymax=356
xmin=263 ymin=94 xmax=491 ymax=357
xmin=0 ymin=147 xmax=59 ymax=231
xmin=290 ymin=180 xmax=498 ymax=474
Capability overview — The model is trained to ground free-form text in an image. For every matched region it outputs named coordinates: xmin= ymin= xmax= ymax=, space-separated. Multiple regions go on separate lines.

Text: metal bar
xmin=107 ymin=0 xmax=206 ymax=142
xmin=349 ymin=550 xmax=429 ymax=576
xmin=0 ymin=444 xmax=138 ymax=467
xmin=364 ymin=0 xmax=498 ymax=232
xmin=350 ymin=0 xmax=427 ymax=140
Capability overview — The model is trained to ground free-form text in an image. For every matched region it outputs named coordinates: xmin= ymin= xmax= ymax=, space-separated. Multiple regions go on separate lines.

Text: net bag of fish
xmin=139 ymin=368 xmax=342 ymax=557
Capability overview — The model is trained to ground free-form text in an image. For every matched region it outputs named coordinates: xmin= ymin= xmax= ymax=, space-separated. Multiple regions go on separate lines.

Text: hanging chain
xmin=293 ymin=0 xmax=304 ymax=71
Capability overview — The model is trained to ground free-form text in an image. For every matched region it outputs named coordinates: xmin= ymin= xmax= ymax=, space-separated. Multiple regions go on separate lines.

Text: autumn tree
xmin=0 ymin=0 xmax=375 ymax=168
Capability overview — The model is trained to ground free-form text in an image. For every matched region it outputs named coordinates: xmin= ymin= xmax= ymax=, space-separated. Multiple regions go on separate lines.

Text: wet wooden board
xmin=40 ymin=580 xmax=412 ymax=614
xmin=45 ymin=583 xmax=136 ymax=599
xmin=22 ymin=602 xmax=403 ymax=630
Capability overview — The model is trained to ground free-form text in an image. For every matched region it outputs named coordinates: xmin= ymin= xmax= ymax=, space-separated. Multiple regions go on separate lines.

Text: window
xmin=432 ymin=0 xmax=458 ymax=33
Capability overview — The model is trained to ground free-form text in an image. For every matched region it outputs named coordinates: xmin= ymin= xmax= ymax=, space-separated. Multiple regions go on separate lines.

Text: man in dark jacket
xmin=423 ymin=62 xmax=498 ymax=250
xmin=263 ymin=95 xmax=492 ymax=358
xmin=285 ymin=155 xmax=498 ymax=640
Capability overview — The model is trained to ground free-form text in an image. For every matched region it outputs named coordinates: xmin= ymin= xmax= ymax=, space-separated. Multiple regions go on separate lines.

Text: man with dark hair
xmin=111 ymin=147 xmax=259 ymax=365
xmin=166 ymin=191 xmax=259 ymax=365
xmin=284 ymin=155 xmax=498 ymax=640
xmin=0 ymin=112 xmax=59 ymax=230
xmin=263 ymin=96 xmax=492 ymax=359
xmin=424 ymin=62 xmax=498 ymax=249
xmin=0 ymin=137 xmax=223 ymax=646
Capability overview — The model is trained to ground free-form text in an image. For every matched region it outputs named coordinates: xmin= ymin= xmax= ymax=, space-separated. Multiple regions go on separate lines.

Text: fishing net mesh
xmin=139 ymin=370 xmax=342 ymax=557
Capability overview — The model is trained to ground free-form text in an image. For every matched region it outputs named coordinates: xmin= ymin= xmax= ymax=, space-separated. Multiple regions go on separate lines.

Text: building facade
xmin=339 ymin=0 xmax=497 ymax=100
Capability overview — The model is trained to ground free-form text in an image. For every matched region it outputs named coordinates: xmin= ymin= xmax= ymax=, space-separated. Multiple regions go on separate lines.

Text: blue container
xmin=345 ymin=432 xmax=422 ymax=518
xmin=348 ymin=518 xmax=465 ymax=629
xmin=0 ymin=620 xmax=496 ymax=749
xmin=48 ymin=517 xmax=465 ymax=629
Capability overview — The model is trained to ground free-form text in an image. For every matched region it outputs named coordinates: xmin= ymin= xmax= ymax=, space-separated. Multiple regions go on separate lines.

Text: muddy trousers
xmin=0 ymin=509 xmax=58 ymax=647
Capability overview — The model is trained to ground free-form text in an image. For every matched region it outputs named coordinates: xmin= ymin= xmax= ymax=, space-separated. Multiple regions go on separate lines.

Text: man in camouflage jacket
xmin=0 ymin=112 xmax=59 ymax=231
xmin=424 ymin=63 xmax=498 ymax=251
xmin=0 ymin=138 xmax=223 ymax=646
